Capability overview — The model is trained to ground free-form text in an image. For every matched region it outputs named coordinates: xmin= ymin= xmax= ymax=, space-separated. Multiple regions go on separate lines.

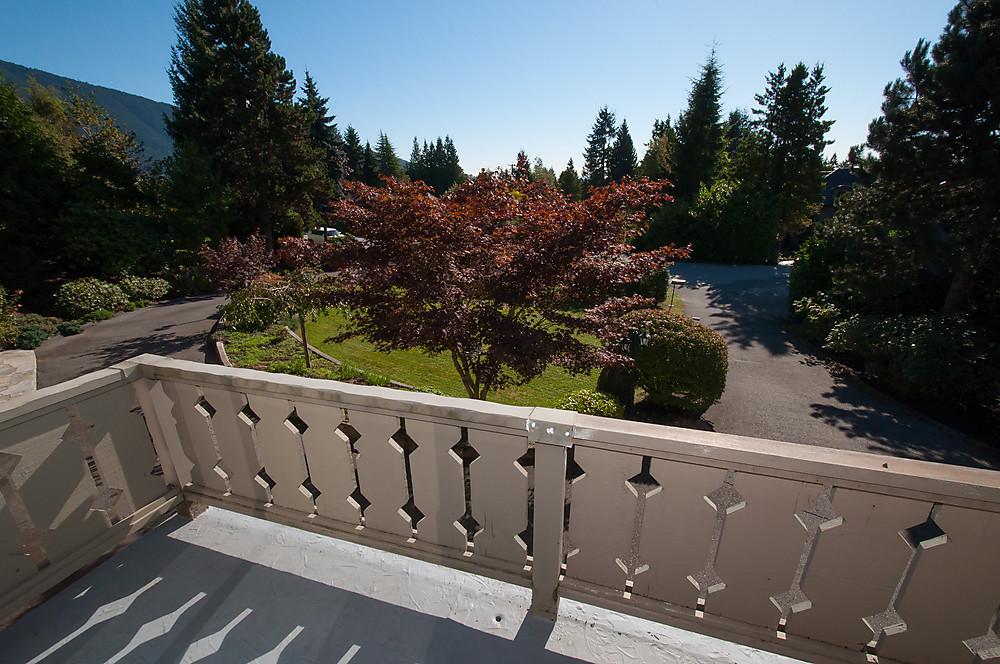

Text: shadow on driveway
xmin=35 ymin=294 xmax=225 ymax=388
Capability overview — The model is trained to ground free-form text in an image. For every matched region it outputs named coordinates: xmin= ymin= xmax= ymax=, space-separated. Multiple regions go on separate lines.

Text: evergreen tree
xmin=298 ymin=71 xmax=347 ymax=188
xmin=361 ymin=142 xmax=379 ymax=186
xmin=531 ymin=158 xmax=557 ymax=187
xmin=753 ymin=62 xmax=833 ymax=236
xmin=442 ymin=136 xmax=465 ymax=192
xmin=407 ymin=138 xmax=423 ymax=183
xmin=513 ymin=150 xmax=532 ymax=181
xmin=671 ymin=49 xmax=725 ymax=199
xmin=724 ymin=109 xmax=752 ymax=160
xmin=374 ymin=131 xmax=404 ymax=180
xmin=638 ymin=117 xmax=676 ymax=180
xmin=167 ymin=0 xmax=326 ymax=243
xmin=582 ymin=106 xmax=617 ymax=190
xmin=343 ymin=126 xmax=364 ymax=180
xmin=608 ymin=119 xmax=637 ymax=182
xmin=557 ymin=159 xmax=583 ymax=201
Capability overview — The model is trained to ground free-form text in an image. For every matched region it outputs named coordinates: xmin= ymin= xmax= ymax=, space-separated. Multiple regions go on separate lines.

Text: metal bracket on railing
xmin=526 ymin=408 xmax=576 ymax=447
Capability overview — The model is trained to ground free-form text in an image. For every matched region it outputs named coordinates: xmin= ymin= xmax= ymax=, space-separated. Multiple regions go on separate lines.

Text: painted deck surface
xmin=0 ymin=507 xmax=802 ymax=664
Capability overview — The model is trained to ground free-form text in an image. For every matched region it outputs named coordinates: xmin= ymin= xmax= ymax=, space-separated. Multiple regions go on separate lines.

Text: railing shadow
xmin=0 ymin=514 xmax=589 ymax=664
xmin=809 ymin=377 xmax=1000 ymax=470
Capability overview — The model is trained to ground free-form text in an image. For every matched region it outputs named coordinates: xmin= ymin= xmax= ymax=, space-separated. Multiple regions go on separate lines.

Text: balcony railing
xmin=2 ymin=354 xmax=999 ymax=663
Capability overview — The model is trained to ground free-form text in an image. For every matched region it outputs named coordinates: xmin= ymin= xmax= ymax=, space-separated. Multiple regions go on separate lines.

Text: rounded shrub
xmin=57 ymin=321 xmax=83 ymax=336
xmin=55 ymin=278 xmax=128 ymax=319
xmin=555 ymin=389 xmax=624 ymax=418
xmin=118 ymin=275 xmax=170 ymax=302
xmin=16 ymin=324 xmax=49 ymax=350
xmin=620 ymin=308 xmax=728 ymax=416
xmin=80 ymin=309 xmax=116 ymax=323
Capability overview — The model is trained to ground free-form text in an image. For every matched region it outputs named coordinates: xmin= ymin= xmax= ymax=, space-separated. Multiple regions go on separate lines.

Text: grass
xmin=304 ymin=310 xmax=600 ymax=407
xmin=221 ymin=285 xmax=688 ymax=409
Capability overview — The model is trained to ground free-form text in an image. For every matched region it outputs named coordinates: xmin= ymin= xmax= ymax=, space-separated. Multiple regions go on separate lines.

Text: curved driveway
xmin=35 ymin=294 xmax=225 ymax=389
xmin=669 ymin=263 xmax=999 ymax=469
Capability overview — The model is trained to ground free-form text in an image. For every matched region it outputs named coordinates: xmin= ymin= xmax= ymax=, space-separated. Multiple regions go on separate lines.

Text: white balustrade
xmin=3 ymin=355 xmax=1000 ymax=664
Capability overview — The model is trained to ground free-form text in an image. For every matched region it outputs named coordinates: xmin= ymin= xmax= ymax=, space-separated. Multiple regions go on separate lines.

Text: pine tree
xmin=298 ymin=71 xmax=347 ymax=188
xmin=513 ymin=150 xmax=532 ymax=181
xmin=374 ymin=132 xmax=404 ymax=180
xmin=852 ymin=0 xmax=999 ymax=318
xmin=343 ymin=126 xmax=364 ymax=180
xmin=671 ymin=50 xmax=725 ymax=199
xmin=443 ymin=136 xmax=465 ymax=192
xmin=608 ymin=119 xmax=637 ymax=182
xmin=557 ymin=159 xmax=583 ymax=201
xmin=167 ymin=0 xmax=326 ymax=243
xmin=582 ymin=106 xmax=617 ymax=190
xmin=638 ymin=117 xmax=676 ymax=180
xmin=753 ymin=62 xmax=833 ymax=235
xmin=361 ymin=142 xmax=379 ymax=186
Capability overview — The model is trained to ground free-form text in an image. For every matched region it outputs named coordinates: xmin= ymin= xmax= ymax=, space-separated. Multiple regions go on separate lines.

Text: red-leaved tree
xmin=328 ymin=172 xmax=688 ymax=399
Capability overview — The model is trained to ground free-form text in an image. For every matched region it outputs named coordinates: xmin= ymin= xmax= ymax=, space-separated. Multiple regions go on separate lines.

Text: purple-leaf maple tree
xmin=328 ymin=172 xmax=688 ymax=399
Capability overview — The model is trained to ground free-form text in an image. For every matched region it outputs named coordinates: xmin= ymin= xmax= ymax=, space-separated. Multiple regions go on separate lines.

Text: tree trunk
xmin=299 ymin=311 xmax=311 ymax=369
xmin=942 ymin=258 xmax=972 ymax=316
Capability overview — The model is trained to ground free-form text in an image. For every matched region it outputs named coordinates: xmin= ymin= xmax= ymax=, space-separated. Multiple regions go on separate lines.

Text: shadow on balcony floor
xmin=0 ymin=508 xmax=803 ymax=664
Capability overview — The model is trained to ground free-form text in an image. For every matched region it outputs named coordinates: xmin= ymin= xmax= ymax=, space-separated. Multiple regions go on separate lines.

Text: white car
xmin=305 ymin=227 xmax=343 ymax=244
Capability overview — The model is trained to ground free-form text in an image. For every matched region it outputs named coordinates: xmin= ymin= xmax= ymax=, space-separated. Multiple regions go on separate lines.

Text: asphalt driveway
xmin=668 ymin=263 xmax=999 ymax=469
xmin=34 ymin=294 xmax=225 ymax=389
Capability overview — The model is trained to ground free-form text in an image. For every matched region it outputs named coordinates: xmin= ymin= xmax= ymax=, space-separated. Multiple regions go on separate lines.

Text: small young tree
xmin=202 ymin=233 xmax=333 ymax=368
xmin=329 ymin=173 xmax=688 ymax=399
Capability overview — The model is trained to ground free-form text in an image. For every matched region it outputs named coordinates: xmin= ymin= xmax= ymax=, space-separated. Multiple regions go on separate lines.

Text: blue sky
xmin=2 ymin=0 xmax=959 ymax=174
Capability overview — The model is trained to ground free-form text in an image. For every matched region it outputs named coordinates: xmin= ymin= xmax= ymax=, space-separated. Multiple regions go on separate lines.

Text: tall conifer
xmin=671 ymin=50 xmax=725 ymax=199
xmin=167 ymin=0 xmax=326 ymax=242
xmin=582 ymin=106 xmax=617 ymax=190
xmin=609 ymin=119 xmax=638 ymax=182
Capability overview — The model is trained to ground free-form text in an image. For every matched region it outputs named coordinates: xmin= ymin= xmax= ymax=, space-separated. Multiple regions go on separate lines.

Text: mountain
xmin=0 ymin=59 xmax=174 ymax=162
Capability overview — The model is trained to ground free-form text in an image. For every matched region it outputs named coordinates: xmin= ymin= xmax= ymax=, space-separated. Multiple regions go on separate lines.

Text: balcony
xmin=1 ymin=355 xmax=998 ymax=663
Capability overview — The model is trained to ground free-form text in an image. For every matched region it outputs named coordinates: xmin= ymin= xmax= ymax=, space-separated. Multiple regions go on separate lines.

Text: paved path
xmin=669 ymin=263 xmax=1000 ymax=469
xmin=34 ymin=294 xmax=225 ymax=389
xmin=0 ymin=350 xmax=36 ymax=401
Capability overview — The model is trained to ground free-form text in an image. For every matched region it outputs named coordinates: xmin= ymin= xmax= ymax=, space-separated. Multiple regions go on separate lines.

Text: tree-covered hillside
xmin=0 ymin=59 xmax=173 ymax=161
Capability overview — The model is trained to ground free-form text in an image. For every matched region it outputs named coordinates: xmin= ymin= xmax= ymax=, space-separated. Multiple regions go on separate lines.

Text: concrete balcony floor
xmin=0 ymin=508 xmax=805 ymax=664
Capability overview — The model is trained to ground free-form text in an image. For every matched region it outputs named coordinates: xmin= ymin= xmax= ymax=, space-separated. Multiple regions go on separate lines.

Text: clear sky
xmin=1 ymin=0 xmax=960 ymax=174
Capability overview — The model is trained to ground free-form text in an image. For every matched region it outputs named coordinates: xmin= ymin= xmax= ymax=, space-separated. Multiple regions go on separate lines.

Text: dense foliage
xmin=619 ymin=308 xmax=729 ymax=415
xmin=168 ymin=0 xmax=329 ymax=243
xmin=639 ymin=51 xmax=830 ymax=264
xmin=555 ymin=389 xmax=624 ymax=418
xmin=329 ymin=173 xmax=688 ymax=399
xmin=789 ymin=0 xmax=1000 ymax=415
xmin=407 ymin=136 xmax=465 ymax=195
xmin=55 ymin=278 xmax=129 ymax=319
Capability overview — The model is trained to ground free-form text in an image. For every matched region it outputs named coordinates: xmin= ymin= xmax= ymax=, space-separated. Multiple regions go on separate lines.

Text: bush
xmin=118 ymin=275 xmax=170 ymax=302
xmin=1 ymin=286 xmax=22 ymax=350
xmin=17 ymin=313 xmax=61 ymax=336
xmin=620 ymin=309 xmax=728 ymax=416
xmin=791 ymin=294 xmax=842 ymax=343
xmin=826 ymin=313 xmax=999 ymax=403
xmin=556 ymin=389 xmax=624 ymax=418
xmin=81 ymin=309 xmax=116 ymax=323
xmin=55 ymin=278 xmax=128 ymax=319
xmin=57 ymin=321 xmax=83 ymax=336
xmin=596 ymin=365 xmax=633 ymax=405
xmin=16 ymin=324 xmax=48 ymax=350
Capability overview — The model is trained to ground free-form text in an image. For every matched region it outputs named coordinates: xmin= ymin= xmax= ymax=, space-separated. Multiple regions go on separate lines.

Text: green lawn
xmin=304 ymin=310 xmax=600 ymax=407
